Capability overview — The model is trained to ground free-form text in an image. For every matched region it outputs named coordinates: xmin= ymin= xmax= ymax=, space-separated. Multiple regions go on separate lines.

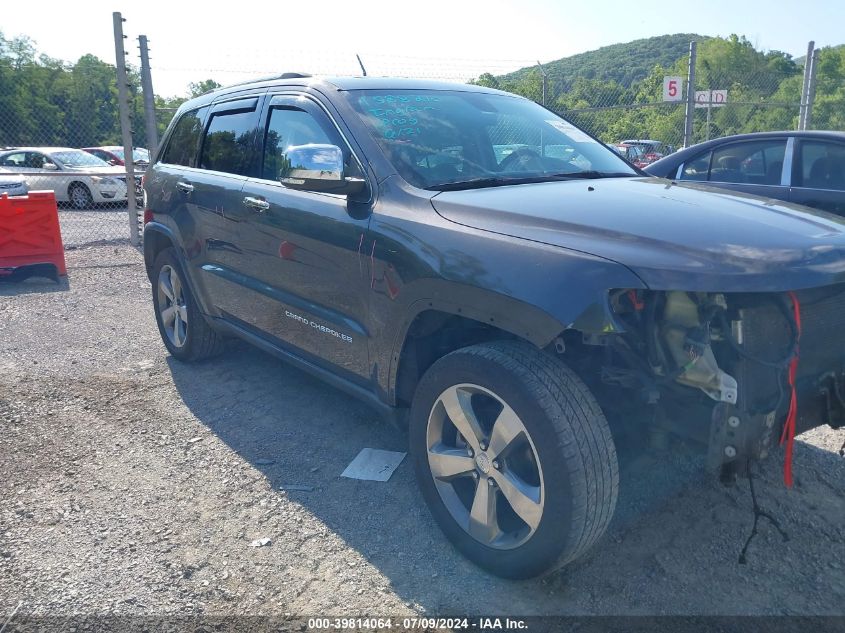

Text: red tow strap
xmin=780 ymin=291 xmax=802 ymax=488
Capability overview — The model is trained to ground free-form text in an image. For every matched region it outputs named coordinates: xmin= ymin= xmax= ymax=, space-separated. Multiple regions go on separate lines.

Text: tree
xmin=188 ymin=79 xmax=222 ymax=98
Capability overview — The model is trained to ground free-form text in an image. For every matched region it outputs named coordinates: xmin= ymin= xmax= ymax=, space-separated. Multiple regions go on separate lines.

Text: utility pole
xmin=804 ymin=48 xmax=821 ymax=131
xmin=112 ymin=12 xmax=139 ymax=246
xmin=683 ymin=41 xmax=697 ymax=148
xmin=138 ymin=35 xmax=159 ymax=154
xmin=536 ymin=61 xmax=548 ymax=106
xmin=798 ymin=41 xmax=815 ymax=130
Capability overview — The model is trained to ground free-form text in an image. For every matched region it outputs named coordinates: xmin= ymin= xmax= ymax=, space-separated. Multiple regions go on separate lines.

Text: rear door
xmin=181 ymin=95 xmax=265 ymax=314
xmin=232 ymin=93 xmax=373 ymax=382
xmin=151 ymin=103 xmax=209 ymax=243
xmin=789 ymin=138 xmax=845 ymax=216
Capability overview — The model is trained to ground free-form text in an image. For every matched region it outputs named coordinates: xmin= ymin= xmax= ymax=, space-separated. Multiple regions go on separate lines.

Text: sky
xmin=4 ymin=0 xmax=844 ymax=97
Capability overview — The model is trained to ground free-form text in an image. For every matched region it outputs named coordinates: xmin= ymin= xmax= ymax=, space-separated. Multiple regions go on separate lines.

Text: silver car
xmin=0 ymin=167 xmax=28 ymax=197
xmin=0 ymin=147 xmax=130 ymax=209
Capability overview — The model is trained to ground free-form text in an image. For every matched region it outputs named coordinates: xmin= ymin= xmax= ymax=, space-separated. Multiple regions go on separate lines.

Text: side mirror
xmin=279 ymin=144 xmax=366 ymax=195
xmin=43 ymin=162 xmax=58 ymax=171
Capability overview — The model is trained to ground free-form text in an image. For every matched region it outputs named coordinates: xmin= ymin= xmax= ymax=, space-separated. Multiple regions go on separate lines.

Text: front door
xmin=235 ymin=94 xmax=373 ymax=382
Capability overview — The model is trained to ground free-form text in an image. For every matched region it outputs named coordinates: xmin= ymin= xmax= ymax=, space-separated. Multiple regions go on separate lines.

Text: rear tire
xmin=409 ymin=340 xmax=618 ymax=579
xmin=151 ymin=247 xmax=225 ymax=362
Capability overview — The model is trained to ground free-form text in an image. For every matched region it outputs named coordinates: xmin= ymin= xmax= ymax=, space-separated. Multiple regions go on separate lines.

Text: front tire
xmin=151 ymin=247 xmax=224 ymax=362
xmin=409 ymin=340 xmax=618 ymax=579
xmin=68 ymin=183 xmax=94 ymax=210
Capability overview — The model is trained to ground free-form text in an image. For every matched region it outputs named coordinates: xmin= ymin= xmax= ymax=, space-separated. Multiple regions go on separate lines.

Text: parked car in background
xmin=0 ymin=167 xmax=29 ymax=197
xmin=610 ymin=143 xmax=646 ymax=167
xmin=645 ymin=131 xmax=845 ymax=215
xmin=619 ymin=139 xmax=674 ymax=166
xmin=83 ymin=146 xmax=151 ymax=171
xmin=0 ymin=147 xmax=130 ymax=209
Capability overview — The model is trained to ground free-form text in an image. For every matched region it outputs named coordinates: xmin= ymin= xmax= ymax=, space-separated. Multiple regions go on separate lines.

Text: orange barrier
xmin=0 ymin=191 xmax=67 ymax=279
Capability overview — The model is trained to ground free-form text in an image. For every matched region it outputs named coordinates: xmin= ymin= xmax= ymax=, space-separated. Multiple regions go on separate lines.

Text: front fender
xmin=378 ymin=270 xmax=642 ymax=406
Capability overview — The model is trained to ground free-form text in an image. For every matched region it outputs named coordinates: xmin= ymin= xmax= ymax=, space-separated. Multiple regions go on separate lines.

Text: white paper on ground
xmin=341 ymin=448 xmax=406 ymax=482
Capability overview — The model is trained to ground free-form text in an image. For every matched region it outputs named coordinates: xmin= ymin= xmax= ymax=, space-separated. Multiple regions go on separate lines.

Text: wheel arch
xmin=67 ymin=180 xmax=91 ymax=196
xmin=143 ymin=221 xmax=217 ymax=319
xmin=385 ymin=276 xmax=636 ymax=407
xmin=143 ymin=222 xmax=177 ymax=281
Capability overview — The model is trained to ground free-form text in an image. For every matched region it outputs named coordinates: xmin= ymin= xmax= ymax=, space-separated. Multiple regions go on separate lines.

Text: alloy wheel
xmin=70 ymin=185 xmax=92 ymax=209
xmin=157 ymin=264 xmax=188 ymax=348
xmin=426 ymin=383 xmax=544 ymax=549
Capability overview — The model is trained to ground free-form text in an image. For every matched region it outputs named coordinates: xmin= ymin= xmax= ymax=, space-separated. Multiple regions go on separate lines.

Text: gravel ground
xmin=1 ymin=244 xmax=844 ymax=618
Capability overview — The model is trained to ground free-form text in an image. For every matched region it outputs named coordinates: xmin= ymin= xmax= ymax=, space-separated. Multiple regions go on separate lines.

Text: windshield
xmin=347 ymin=89 xmax=636 ymax=190
xmin=51 ymin=150 xmax=109 ymax=168
xmin=113 ymin=148 xmax=150 ymax=162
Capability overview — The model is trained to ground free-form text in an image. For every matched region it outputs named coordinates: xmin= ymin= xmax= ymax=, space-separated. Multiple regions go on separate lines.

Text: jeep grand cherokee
xmin=143 ymin=75 xmax=845 ymax=578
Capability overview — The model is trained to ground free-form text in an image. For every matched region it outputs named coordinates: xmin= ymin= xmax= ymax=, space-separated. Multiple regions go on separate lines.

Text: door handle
xmin=176 ymin=181 xmax=194 ymax=194
xmin=243 ymin=196 xmax=270 ymax=212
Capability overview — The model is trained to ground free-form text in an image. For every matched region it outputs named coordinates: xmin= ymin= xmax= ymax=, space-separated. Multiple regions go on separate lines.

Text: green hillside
xmin=472 ymin=34 xmax=845 ymax=147
xmin=502 ymin=33 xmax=708 ymax=90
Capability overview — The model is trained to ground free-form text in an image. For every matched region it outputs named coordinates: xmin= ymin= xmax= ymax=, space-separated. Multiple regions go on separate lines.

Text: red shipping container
xmin=0 ymin=191 xmax=67 ymax=279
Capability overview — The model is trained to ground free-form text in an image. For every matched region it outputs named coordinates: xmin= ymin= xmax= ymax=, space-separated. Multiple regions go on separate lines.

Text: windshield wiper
xmin=547 ymin=171 xmax=634 ymax=179
xmin=428 ymin=176 xmax=553 ymax=191
xmin=428 ymin=171 xmax=634 ymax=191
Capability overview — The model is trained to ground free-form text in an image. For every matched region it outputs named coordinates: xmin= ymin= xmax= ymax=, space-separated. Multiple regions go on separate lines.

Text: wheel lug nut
xmin=480 ymin=441 xmax=488 ymax=451
xmin=492 ymin=460 xmax=500 ymax=469
xmin=466 ymin=447 xmax=473 ymax=457
xmin=472 ymin=472 xmax=479 ymax=480
xmin=487 ymin=478 xmax=496 ymax=487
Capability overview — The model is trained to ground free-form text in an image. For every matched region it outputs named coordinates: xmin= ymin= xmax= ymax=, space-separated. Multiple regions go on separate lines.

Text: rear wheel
xmin=409 ymin=340 xmax=618 ymax=578
xmin=68 ymin=183 xmax=93 ymax=210
xmin=151 ymin=247 xmax=224 ymax=361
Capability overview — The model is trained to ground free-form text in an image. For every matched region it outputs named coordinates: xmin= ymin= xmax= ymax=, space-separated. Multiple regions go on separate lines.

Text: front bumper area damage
xmin=603 ymin=284 xmax=845 ymax=483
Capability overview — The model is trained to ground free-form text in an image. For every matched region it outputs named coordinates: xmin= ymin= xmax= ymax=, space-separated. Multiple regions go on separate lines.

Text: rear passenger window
xmin=161 ymin=106 xmax=208 ymax=167
xmin=263 ymin=107 xmax=336 ymax=181
xmin=199 ymin=106 xmax=259 ymax=176
xmin=798 ymin=141 xmax=845 ymax=191
xmin=1 ymin=152 xmax=28 ymax=168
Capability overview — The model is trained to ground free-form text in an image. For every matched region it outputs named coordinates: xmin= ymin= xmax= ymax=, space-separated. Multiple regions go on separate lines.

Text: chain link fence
xmin=0 ymin=161 xmax=142 ymax=249
xmin=0 ymin=27 xmax=146 ymax=249
xmin=2 ymin=30 xmax=844 ymax=250
xmin=553 ymin=66 xmax=808 ymax=152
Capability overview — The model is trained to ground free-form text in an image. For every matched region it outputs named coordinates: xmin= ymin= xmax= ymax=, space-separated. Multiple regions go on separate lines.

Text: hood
xmin=431 ymin=177 xmax=845 ymax=292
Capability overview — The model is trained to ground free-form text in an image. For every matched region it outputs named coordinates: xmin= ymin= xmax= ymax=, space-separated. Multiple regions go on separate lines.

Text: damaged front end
xmin=600 ymin=286 xmax=845 ymax=483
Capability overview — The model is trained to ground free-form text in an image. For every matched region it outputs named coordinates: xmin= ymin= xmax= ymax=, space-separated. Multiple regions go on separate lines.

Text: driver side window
xmin=263 ymin=107 xmax=337 ymax=182
xmin=28 ymin=153 xmax=50 ymax=169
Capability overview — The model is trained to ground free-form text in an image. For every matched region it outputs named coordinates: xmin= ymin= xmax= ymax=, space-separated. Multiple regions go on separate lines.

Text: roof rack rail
xmin=208 ymin=72 xmax=312 ymax=93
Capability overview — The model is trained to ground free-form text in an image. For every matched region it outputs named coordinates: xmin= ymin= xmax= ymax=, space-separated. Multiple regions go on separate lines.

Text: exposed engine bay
xmin=581 ymin=285 xmax=845 ymax=485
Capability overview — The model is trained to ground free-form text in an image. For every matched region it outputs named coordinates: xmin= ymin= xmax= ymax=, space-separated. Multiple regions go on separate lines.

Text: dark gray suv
xmin=143 ymin=74 xmax=845 ymax=578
